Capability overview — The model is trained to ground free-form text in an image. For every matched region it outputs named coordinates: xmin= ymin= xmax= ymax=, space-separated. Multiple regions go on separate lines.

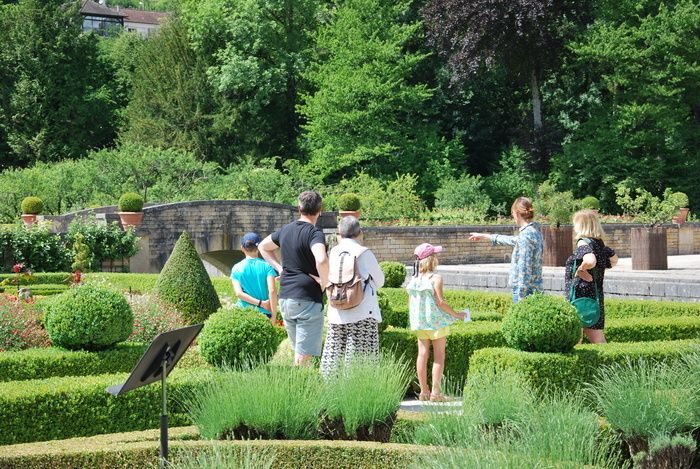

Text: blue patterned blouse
xmin=491 ymin=222 xmax=544 ymax=301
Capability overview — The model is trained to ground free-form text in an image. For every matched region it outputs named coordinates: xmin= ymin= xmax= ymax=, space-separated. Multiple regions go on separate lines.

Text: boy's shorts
xmin=279 ymin=299 xmax=324 ymax=356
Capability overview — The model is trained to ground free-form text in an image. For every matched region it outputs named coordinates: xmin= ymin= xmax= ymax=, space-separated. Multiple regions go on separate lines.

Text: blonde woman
xmin=406 ymin=243 xmax=467 ymax=402
xmin=565 ymin=210 xmax=619 ymax=344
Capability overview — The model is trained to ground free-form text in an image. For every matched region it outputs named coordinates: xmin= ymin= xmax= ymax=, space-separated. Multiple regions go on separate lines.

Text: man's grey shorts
xmin=279 ymin=298 xmax=324 ymax=356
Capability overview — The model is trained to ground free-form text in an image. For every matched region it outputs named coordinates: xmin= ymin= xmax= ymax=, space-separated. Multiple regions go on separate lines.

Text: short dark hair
xmin=298 ymin=191 xmax=323 ymax=216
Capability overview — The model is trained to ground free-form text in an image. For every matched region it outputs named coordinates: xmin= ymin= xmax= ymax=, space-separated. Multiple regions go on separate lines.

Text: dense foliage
xmin=501 ymin=293 xmax=581 ymax=353
xmin=198 ymin=308 xmax=280 ymax=368
xmin=19 ymin=197 xmax=42 ymax=215
xmin=155 ymin=231 xmax=221 ymax=324
xmin=379 ymin=262 xmax=407 ymax=288
xmin=44 ymin=284 xmax=134 ymax=351
xmin=117 ymin=193 xmax=144 ymax=212
xmin=0 ymin=0 xmax=697 ymax=215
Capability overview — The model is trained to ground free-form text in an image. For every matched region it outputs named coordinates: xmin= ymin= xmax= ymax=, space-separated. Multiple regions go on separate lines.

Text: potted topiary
xmin=118 ymin=192 xmax=145 ymax=230
xmin=536 ymin=181 xmax=578 ymax=267
xmin=337 ymin=193 xmax=362 ymax=219
xmin=670 ymin=192 xmax=690 ymax=224
xmin=20 ymin=196 xmax=44 ymax=226
xmin=615 ymin=184 xmax=677 ymax=270
xmin=580 ymin=196 xmax=601 ymax=214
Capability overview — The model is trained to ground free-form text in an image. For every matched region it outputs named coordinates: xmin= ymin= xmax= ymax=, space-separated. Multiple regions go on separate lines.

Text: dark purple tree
xmin=423 ymin=0 xmax=590 ymax=164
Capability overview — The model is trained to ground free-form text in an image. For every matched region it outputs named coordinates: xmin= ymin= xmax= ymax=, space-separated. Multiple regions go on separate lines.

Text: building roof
xmin=80 ymin=0 xmax=126 ymax=18
xmin=119 ymin=8 xmax=170 ymax=25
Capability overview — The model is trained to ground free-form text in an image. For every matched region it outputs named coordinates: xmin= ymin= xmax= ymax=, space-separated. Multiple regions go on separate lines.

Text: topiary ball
xmin=118 ymin=192 xmax=145 ymax=212
xmin=45 ymin=284 xmax=133 ymax=350
xmin=337 ymin=192 xmax=362 ymax=211
xmin=199 ymin=307 xmax=279 ymax=368
xmin=501 ymin=292 xmax=581 ymax=353
xmin=580 ymin=196 xmax=601 ymax=211
xmin=156 ymin=231 xmax=221 ymax=324
xmin=380 ymin=261 xmax=407 ymax=288
xmin=21 ymin=196 xmax=44 ymax=215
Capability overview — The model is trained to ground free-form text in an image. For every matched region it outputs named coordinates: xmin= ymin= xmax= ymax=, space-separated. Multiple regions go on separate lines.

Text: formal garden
xmin=1 ymin=0 xmax=699 ymax=466
xmin=0 ymin=222 xmax=698 ymax=468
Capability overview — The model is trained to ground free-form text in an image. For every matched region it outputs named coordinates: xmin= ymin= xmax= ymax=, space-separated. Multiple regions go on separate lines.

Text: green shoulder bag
xmin=568 ymin=239 xmax=601 ymax=328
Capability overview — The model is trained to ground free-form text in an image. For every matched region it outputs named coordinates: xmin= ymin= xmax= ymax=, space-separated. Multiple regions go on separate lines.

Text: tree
xmin=0 ymin=0 xmax=118 ymax=168
xmin=552 ymin=0 xmax=700 ymax=210
xmin=180 ymin=0 xmax=321 ymax=161
xmin=299 ymin=0 xmax=461 ymax=196
xmin=121 ymin=17 xmax=234 ymax=164
xmin=422 ymin=0 xmax=591 ymax=170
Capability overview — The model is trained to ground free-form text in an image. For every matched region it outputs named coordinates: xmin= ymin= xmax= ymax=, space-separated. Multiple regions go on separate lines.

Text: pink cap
xmin=414 ymin=243 xmax=443 ymax=260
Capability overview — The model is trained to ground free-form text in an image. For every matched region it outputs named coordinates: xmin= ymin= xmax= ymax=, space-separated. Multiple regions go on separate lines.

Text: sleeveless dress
xmin=406 ymin=275 xmax=456 ymax=340
xmin=564 ymin=238 xmax=616 ymax=330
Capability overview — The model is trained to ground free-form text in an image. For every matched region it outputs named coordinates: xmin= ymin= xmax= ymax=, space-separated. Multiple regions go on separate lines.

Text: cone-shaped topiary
xmin=45 ymin=284 xmax=133 ymax=351
xmin=501 ymin=292 xmax=581 ymax=353
xmin=155 ymin=231 xmax=221 ymax=324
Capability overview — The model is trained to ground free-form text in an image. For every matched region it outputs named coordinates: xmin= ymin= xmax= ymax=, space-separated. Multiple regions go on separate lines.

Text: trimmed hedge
xmin=0 ymin=272 xmax=72 ymax=285
xmin=0 ymin=368 xmax=217 ymax=445
xmin=380 ymin=288 xmax=700 ymax=318
xmin=0 ymin=431 xmax=429 ymax=469
xmin=84 ymin=273 xmax=233 ymax=298
xmin=0 ymin=343 xmax=148 ymax=382
xmin=381 ymin=316 xmax=700 ymax=381
xmin=0 ymin=283 xmax=68 ymax=296
xmin=469 ymin=340 xmax=700 ymax=392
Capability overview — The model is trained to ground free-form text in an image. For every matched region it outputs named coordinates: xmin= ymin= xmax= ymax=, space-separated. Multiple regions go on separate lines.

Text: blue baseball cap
xmin=241 ymin=232 xmax=262 ymax=249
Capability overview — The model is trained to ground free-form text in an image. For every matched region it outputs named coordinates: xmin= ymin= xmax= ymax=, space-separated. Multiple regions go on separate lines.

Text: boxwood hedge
xmin=0 ymin=368 xmax=218 ymax=445
xmin=0 ymin=343 xmax=148 ymax=382
xmin=469 ymin=340 xmax=700 ymax=392
xmin=381 ymin=316 xmax=700 ymax=382
xmin=379 ymin=288 xmax=700 ymax=319
xmin=0 ymin=433 xmax=429 ymax=469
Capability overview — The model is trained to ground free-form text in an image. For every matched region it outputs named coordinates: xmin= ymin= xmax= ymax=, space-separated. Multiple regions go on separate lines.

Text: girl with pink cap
xmin=406 ymin=243 xmax=468 ymax=402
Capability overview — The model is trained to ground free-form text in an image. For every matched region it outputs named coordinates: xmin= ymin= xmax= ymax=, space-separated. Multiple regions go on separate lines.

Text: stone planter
xmin=21 ymin=214 xmax=37 ymax=227
xmin=339 ymin=210 xmax=361 ymax=219
xmin=118 ymin=212 xmax=144 ymax=230
xmin=631 ymin=227 xmax=667 ymax=270
xmin=542 ymin=225 xmax=573 ymax=267
xmin=672 ymin=207 xmax=690 ymax=224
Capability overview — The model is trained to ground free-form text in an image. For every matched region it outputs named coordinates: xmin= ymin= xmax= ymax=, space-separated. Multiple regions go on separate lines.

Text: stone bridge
xmin=50 ymin=200 xmax=337 ymax=275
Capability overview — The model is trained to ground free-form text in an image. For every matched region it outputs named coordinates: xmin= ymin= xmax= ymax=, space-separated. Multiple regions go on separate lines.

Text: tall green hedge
xmin=0 ymin=343 xmax=148 ymax=382
xmin=469 ymin=340 xmax=700 ymax=392
xmin=0 ymin=368 xmax=217 ymax=445
xmin=155 ymin=232 xmax=221 ymax=324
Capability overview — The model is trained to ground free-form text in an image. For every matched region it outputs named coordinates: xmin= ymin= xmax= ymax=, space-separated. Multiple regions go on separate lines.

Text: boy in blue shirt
xmin=230 ymin=232 xmax=278 ymax=324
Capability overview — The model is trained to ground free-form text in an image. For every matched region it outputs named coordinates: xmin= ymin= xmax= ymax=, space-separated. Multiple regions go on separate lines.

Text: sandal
xmin=418 ymin=392 xmax=430 ymax=401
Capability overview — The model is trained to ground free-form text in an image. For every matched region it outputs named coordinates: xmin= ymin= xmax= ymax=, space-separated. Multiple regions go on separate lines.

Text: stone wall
xmin=361 ymin=222 xmax=700 ymax=264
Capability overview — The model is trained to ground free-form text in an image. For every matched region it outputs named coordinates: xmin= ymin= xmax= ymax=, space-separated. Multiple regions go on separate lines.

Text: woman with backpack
xmin=320 ymin=216 xmax=385 ymax=376
xmin=564 ymin=209 xmax=618 ymax=344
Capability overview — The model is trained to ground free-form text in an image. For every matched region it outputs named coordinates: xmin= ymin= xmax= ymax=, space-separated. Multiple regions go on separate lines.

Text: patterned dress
xmin=491 ymin=222 xmax=544 ymax=302
xmin=406 ymin=275 xmax=457 ymax=338
xmin=564 ymin=238 xmax=616 ymax=330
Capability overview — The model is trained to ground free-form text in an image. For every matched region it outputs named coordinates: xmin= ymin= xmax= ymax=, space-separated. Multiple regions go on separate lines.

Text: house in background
xmin=80 ymin=0 xmax=169 ymax=38
xmin=121 ymin=8 xmax=169 ymax=37
xmin=80 ymin=0 xmax=126 ymax=36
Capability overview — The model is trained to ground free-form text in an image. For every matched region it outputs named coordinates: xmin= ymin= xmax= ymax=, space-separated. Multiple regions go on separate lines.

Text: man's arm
xmin=258 ymin=235 xmax=282 ymax=274
xmin=311 ymin=242 xmax=329 ymax=290
xmin=266 ymin=275 xmax=278 ymax=324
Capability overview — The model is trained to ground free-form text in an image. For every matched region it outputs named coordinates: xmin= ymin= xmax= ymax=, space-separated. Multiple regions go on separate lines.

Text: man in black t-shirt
xmin=259 ymin=191 xmax=329 ymax=366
